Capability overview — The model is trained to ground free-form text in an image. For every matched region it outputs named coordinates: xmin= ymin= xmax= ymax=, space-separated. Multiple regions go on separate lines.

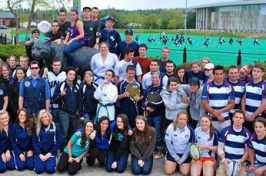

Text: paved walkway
xmin=4 ymin=155 xmax=183 ymax=176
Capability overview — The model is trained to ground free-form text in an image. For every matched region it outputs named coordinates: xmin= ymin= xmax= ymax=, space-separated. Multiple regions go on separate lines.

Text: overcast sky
xmin=82 ymin=0 xmax=237 ymax=10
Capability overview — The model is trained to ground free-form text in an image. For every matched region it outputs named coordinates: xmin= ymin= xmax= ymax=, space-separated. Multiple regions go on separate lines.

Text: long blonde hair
xmin=0 ymin=110 xmax=9 ymax=132
xmin=36 ymin=109 xmax=55 ymax=136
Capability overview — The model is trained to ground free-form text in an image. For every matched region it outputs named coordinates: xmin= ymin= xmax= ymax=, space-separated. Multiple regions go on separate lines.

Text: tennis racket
xmin=125 ymin=82 xmax=140 ymax=115
xmin=145 ymin=92 xmax=160 ymax=117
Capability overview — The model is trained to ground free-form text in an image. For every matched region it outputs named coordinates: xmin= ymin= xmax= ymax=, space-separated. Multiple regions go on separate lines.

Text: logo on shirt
xmin=110 ymin=36 xmax=115 ymax=41
xmin=24 ymin=81 xmax=31 ymax=87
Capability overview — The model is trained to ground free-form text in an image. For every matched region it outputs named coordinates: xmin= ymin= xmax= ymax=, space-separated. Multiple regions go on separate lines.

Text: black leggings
xmin=57 ymin=152 xmax=83 ymax=175
xmin=86 ymin=147 xmax=107 ymax=166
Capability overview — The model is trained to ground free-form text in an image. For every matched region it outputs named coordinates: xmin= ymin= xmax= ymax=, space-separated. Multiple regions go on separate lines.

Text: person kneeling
xmin=57 ymin=120 xmax=95 ymax=175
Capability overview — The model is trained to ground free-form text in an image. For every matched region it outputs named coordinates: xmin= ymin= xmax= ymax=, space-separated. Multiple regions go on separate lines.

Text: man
xmin=133 ymin=43 xmax=152 ymax=77
xmin=52 ymin=68 xmax=79 ymax=149
xmin=202 ymin=65 xmax=235 ymax=132
xmin=239 ymin=64 xmax=253 ymax=83
xmin=114 ymin=48 xmax=142 ymax=85
xmin=117 ymin=65 xmax=143 ymax=127
xmin=19 ymin=55 xmax=31 ymax=76
xmin=217 ymin=110 xmax=250 ymax=176
xmin=83 ymin=7 xmax=100 ymax=48
xmin=91 ymin=7 xmax=105 ymax=30
xmin=42 ymin=59 xmax=66 ymax=119
xmin=7 ymin=55 xmax=18 ymax=78
xmin=25 ymin=29 xmax=40 ymax=62
xmin=164 ymin=60 xmax=175 ymax=78
xmin=58 ymin=9 xmax=70 ymax=37
xmin=116 ymin=29 xmax=139 ymax=60
xmin=45 ymin=20 xmax=64 ymax=44
xmin=179 ymin=77 xmax=206 ymax=128
xmin=99 ymin=16 xmax=121 ymax=54
xmin=158 ymin=47 xmax=171 ymax=73
xmin=142 ymin=60 xmax=167 ymax=91
xmin=225 ymin=65 xmax=245 ymax=119
xmin=19 ymin=61 xmax=50 ymax=118
xmin=241 ymin=63 xmax=266 ymax=131
xmin=94 ymin=70 xmax=118 ymax=122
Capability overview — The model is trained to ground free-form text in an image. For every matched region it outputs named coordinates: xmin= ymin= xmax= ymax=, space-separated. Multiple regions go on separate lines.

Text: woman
xmin=0 ymin=110 xmax=15 ymax=173
xmin=142 ymin=72 xmax=164 ymax=159
xmin=248 ymin=117 xmax=266 ymax=176
xmin=79 ymin=71 xmax=98 ymax=123
xmin=64 ymin=9 xmax=85 ymax=70
xmin=201 ymin=57 xmax=211 ymax=69
xmin=190 ymin=115 xmax=218 ymax=176
xmin=8 ymin=68 xmax=26 ymax=122
xmin=10 ymin=108 xmax=34 ymax=171
xmin=1 ymin=63 xmax=14 ymax=87
xmin=32 ymin=109 xmax=62 ymax=174
xmin=90 ymin=42 xmax=118 ymax=85
xmin=161 ymin=77 xmax=188 ymax=128
xmin=164 ymin=111 xmax=194 ymax=176
xmin=86 ymin=116 xmax=111 ymax=167
xmin=186 ymin=61 xmax=205 ymax=84
xmin=174 ymin=65 xmax=187 ymax=84
xmin=57 ymin=120 xmax=95 ymax=175
xmin=106 ymin=114 xmax=131 ymax=173
xmin=203 ymin=63 xmax=214 ymax=84
xmin=130 ymin=115 xmax=156 ymax=175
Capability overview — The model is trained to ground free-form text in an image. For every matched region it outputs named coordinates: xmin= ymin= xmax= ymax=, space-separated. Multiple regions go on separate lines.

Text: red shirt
xmin=133 ymin=56 xmax=152 ymax=77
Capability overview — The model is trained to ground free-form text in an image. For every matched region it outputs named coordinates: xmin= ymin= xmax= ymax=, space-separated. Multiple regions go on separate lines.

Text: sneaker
xmin=154 ymin=154 xmax=164 ymax=159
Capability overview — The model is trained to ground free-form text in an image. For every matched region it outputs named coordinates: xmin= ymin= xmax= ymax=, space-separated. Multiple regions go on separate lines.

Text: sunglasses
xmin=30 ymin=67 xmax=39 ymax=70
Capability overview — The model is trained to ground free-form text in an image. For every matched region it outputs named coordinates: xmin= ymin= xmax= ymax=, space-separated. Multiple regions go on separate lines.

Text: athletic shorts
xmin=166 ymin=152 xmax=192 ymax=164
xmin=198 ymin=157 xmax=215 ymax=165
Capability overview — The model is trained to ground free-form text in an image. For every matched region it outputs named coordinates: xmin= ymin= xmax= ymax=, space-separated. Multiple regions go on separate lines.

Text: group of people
xmin=0 ymin=7 xmax=265 ymax=176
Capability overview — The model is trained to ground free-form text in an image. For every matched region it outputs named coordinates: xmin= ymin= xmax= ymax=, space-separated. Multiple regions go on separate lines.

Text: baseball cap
xmin=125 ymin=29 xmax=133 ymax=35
xmin=204 ymin=63 xmax=215 ymax=70
xmin=106 ymin=16 xmax=115 ymax=21
xmin=189 ymin=77 xmax=200 ymax=86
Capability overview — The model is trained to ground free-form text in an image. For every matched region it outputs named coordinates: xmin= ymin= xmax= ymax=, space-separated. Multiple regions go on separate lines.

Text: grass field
xmin=13 ymin=32 xmax=266 ymax=66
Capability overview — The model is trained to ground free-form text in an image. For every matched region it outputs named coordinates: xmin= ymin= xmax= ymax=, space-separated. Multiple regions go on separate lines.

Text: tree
xmin=7 ymin=0 xmax=23 ymax=45
xmin=144 ymin=13 xmax=158 ymax=29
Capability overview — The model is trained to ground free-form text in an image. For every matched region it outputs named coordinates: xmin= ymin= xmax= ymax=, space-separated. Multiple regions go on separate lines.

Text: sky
xmin=82 ymin=0 xmax=237 ymax=10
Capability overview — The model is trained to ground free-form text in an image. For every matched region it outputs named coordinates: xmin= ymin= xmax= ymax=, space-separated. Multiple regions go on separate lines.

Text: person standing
xmin=133 ymin=43 xmax=151 ymax=77
xmin=58 ymin=9 xmax=70 ymax=37
xmin=52 ymin=68 xmax=79 ymax=149
xmin=91 ymin=7 xmax=105 ymax=31
xmin=158 ymin=47 xmax=171 ymax=73
xmin=202 ymin=65 xmax=235 ymax=132
xmin=99 ymin=16 xmax=121 ymax=54
xmin=241 ymin=63 xmax=266 ymax=132
xmin=116 ymin=29 xmax=139 ymax=60
xmin=94 ymin=70 xmax=118 ymax=122
xmin=19 ymin=61 xmax=50 ymax=118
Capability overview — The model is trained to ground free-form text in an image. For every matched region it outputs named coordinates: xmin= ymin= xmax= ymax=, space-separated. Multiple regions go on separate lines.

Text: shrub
xmin=0 ymin=43 xmax=26 ymax=61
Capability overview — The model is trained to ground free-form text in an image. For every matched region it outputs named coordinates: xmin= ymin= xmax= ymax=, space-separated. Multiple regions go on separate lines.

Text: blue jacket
xmin=20 ymin=75 xmax=50 ymax=116
xmin=78 ymin=83 xmax=98 ymax=117
xmin=94 ymin=131 xmax=111 ymax=150
xmin=52 ymin=81 xmax=79 ymax=113
xmin=11 ymin=124 xmax=32 ymax=155
xmin=99 ymin=28 xmax=121 ymax=54
xmin=0 ymin=123 xmax=13 ymax=154
xmin=33 ymin=123 xmax=62 ymax=156
xmin=142 ymin=84 xmax=165 ymax=117
xmin=116 ymin=40 xmax=139 ymax=60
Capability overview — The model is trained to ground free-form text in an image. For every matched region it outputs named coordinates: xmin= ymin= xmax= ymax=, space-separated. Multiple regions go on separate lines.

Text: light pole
xmin=184 ymin=0 xmax=187 ymax=35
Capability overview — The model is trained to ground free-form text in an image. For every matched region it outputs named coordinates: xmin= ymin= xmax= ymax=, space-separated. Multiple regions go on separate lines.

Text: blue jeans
xmin=131 ymin=155 xmax=153 ymax=175
xmin=58 ymin=110 xmax=78 ymax=149
xmin=64 ymin=41 xmax=83 ymax=69
xmin=106 ymin=149 xmax=129 ymax=173
xmin=147 ymin=116 xmax=164 ymax=150
xmin=83 ymin=113 xmax=95 ymax=124
xmin=248 ymin=163 xmax=266 ymax=176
